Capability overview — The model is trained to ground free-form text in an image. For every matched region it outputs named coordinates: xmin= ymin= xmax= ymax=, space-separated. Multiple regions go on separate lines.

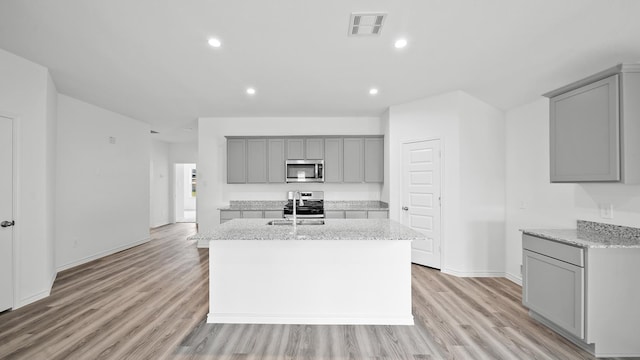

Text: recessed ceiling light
xmin=208 ymin=38 xmax=221 ymax=48
xmin=394 ymin=38 xmax=408 ymax=49
xmin=246 ymin=87 xmax=256 ymax=95
xmin=369 ymin=88 xmax=379 ymax=95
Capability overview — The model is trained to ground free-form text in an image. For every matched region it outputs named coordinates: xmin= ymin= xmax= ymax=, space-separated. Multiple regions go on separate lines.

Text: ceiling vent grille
xmin=348 ymin=13 xmax=386 ymax=36
xmin=150 ymin=130 xmax=159 ymax=134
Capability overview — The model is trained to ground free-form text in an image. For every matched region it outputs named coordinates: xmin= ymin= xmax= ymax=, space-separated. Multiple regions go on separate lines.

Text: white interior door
xmin=0 ymin=116 xmax=14 ymax=312
xmin=402 ymin=139 xmax=442 ymax=269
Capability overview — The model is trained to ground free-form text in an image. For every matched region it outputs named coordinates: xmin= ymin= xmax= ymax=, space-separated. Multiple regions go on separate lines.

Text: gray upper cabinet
xmin=364 ymin=137 xmax=384 ymax=182
xmin=227 ymin=138 xmax=246 ymax=183
xmin=227 ymin=135 xmax=383 ymax=184
xmin=287 ymin=138 xmax=305 ymax=159
xmin=343 ymin=138 xmax=364 ymax=183
xmin=246 ymin=139 xmax=267 ymax=183
xmin=268 ymin=139 xmax=285 ymax=183
xmin=544 ymin=64 xmax=640 ymax=184
xmin=324 ymin=138 xmax=343 ymax=183
xmin=305 ymin=138 xmax=324 ymax=160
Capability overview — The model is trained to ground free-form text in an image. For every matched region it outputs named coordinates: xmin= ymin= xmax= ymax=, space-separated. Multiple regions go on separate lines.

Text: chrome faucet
xmin=292 ymin=191 xmax=304 ymax=226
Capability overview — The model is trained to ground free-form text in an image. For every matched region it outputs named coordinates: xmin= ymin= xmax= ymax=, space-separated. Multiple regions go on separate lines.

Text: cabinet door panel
xmin=268 ymin=139 xmax=285 ymax=183
xmin=324 ymin=210 xmax=345 ymax=219
xmin=550 ymin=75 xmax=620 ymax=182
xmin=220 ymin=210 xmax=241 ymax=223
xmin=241 ymin=210 xmax=263 ymax=218
xmin=345 ymin=210 xmax=367 ymax=219
xmin=367 ymin=210 xmax=388 ymax=219
xmin=324 ymin=138 xmax=343 ymax=183
xmin=264 ymin=210 xmax=284 ymax=219
xmin=365 ymin=137 xmax=384 ymax=182
xmin=227 ymin=139 xmax=246 ymax=183
xmin=247 ymin=139 xmax=267 ymax=183
xmin=287 ymin=139 xmax=305 ymax=159
xmin=305 ymin=138 xmax=324 ymax=159
xmin=343 ymin=138 xmax=364 ymax=183
xmin=523 ymin=249 xmax=584 ymax=339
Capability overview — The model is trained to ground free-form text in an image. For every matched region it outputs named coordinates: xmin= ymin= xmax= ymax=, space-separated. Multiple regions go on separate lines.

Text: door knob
xmin=1 ymin=220 xmax=15 ymax=228
xmin=402 ymin=206 xmax=409 ymax=211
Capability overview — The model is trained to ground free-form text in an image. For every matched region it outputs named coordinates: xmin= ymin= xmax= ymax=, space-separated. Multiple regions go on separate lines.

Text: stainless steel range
xmin=283 ymin=191 xmax=324 ymax=219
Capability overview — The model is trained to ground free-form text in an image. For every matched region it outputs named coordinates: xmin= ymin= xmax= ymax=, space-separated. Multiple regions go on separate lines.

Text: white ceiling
xmin=1 ymin=0 xmax=640 ymax=142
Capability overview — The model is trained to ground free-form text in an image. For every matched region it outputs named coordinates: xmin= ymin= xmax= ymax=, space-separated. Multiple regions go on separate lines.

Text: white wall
xmin=388 ymin=91 xmax=506 ymax=276
xmin=197 ymin=117 xmax=383 ymax=233
xmin=150 ymin=139 xmax=170 ymax=228
xmin=169 ymin=142 xmax=198 ymax=164
xmin=0 ymin=48 xmax=57 ymax=308
xmin=56 ymin=95 xmax=151 ymax=271
xmin=504 ymin=97 xmax=640 ymax=284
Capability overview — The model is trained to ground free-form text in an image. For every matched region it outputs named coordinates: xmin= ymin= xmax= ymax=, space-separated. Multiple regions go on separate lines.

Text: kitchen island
xmin=192 ymin=218 xmax=422 ymax=325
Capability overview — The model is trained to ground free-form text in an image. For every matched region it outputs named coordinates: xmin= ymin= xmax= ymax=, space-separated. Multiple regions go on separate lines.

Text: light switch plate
xmin=599 ymin=203 xmax=614 ymax=219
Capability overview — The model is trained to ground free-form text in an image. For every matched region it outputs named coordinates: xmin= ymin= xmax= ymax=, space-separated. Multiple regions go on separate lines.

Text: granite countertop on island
xmin=522 ymin=220 xmax=640 ymax=248
xmin=190 ymin=218 xmax=422 ymax=241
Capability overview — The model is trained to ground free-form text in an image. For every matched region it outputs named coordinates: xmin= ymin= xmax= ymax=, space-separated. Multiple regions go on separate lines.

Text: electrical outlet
xmin=599 ymin=203 xmax=614 ymax=219
xmin=520 ymin=265 xmax=523 ymax=275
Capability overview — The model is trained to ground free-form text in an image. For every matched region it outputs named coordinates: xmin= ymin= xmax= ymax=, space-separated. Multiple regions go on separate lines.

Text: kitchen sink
xmin=267 ymin=219 xmax=325 ymax=226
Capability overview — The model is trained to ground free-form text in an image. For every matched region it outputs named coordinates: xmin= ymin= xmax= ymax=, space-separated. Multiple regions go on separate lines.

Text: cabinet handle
xmin=402 ymin=206 xmax=409 ymax=211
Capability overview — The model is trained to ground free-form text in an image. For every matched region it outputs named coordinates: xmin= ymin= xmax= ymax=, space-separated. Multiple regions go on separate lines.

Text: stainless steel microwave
xmin=285 ymin=160 xmax=324 ymax=183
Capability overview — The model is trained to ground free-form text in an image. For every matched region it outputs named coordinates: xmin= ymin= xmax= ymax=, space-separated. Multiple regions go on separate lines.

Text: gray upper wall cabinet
xmin=247 ymin=139 xmax=268 ymax=183
xmin=343 ymin=138 xmax=365 ymax=183
xmin=364 ymin=137 xmax=384 ymax=182
xmin=544 ymin=64 xmax=640 ymax=184
xmin=227 ymin=138 xmax=246 ymax=183
xmin=226 ymin=136 xmax=383 ymax=184
xmin=324 ymin=138 xmax=343 ymax=183
xmin=268 ymin=139 xmax=285 ymax=183
xmin=286 ymin=139 xmax=305 ymax=159
xmin=305 ymin=138 xmax=324 ymax=160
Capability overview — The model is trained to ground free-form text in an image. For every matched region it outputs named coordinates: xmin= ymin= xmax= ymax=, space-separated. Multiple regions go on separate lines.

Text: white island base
xmin=208 ymin=239 xmax=413 ymax=325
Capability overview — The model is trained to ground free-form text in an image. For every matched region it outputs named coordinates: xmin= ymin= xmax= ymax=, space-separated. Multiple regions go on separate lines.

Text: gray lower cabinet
xmin=268 ymin=139 xmax=285 ymax=183
xmin=247 ymin=139 xmax=267 ymax=183
xmin=522 ymin=233 xmax=640 ymax=357
xmin=343 ymin=138 xmax=364 ymax=183
xmin=324 ymin=138 xmax=343 ymax=183
xmin=523 ymin=248 xmax=584 ymax=339
xmin=264 ymin=210 xmax=284 ymax=219
xmin=364 ymin=137 xmax=384 ymax=182
xmin=367 ymin=210 xmax=388 ymax=219
xmin=220 ymin=209 xmax=284 ymax=223
xmin=325 ymin=210 xmax=345 ymax=219
xmin=345 ymin=210 xmax=367 ymax=219
xmin=227 ymin=139 xmax=246 ymax=183
xmin=220 ymin=210 xmax=242 ymax=223
xmin=544 ymin=64 xmax=640 ymax=183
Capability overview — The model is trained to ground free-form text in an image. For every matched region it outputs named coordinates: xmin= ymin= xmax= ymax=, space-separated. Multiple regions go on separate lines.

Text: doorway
xmin=1 ymin=115 xmax=15 ymax=312
xmin=175 ymin=164 xmax=196 ymax=223
xmin=401 ymin=139 xmax=442 ymax=269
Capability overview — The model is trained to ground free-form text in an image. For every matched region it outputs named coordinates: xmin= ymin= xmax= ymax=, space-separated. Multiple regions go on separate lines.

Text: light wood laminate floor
xmin=0 ymin=223 xmax=627 ymax=360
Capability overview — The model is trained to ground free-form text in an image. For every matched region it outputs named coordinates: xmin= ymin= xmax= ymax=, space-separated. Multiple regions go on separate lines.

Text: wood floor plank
xmin=0 ymin=223 xmax=620 ymax=360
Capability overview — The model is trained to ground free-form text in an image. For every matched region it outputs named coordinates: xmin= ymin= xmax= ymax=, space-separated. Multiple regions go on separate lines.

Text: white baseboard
xmin=56 ymin=237 xmax=150 ymax=272
xmin=15 ymin=268 xmax=58 ymax=309
xmin=505 ymin=272 xmax=522 ymax=286
xmin=207 ymin=313 xmax=414 ymax=325
xmin=441 ymin=267 xmax=505 ymax=278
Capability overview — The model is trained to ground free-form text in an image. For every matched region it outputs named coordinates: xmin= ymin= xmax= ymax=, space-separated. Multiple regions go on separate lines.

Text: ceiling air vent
xmin=150 ymin=130 xmax=159 ymax=134
xmin=348 ymin=12 xmax=387 ymax=36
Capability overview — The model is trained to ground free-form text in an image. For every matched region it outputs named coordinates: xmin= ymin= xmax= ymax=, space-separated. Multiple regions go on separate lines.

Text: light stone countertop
xmin=522 ymin=221 xmax=640 ymax=249
xmin=189 ymin=218 xmax=422 ymax=241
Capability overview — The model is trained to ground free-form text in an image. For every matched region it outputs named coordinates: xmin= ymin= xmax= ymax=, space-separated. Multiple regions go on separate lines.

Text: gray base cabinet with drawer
xmin=522 ymin=233 xmax=640 ymax=357
xmin=220 ymin=210 xmax=284 ymax=224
